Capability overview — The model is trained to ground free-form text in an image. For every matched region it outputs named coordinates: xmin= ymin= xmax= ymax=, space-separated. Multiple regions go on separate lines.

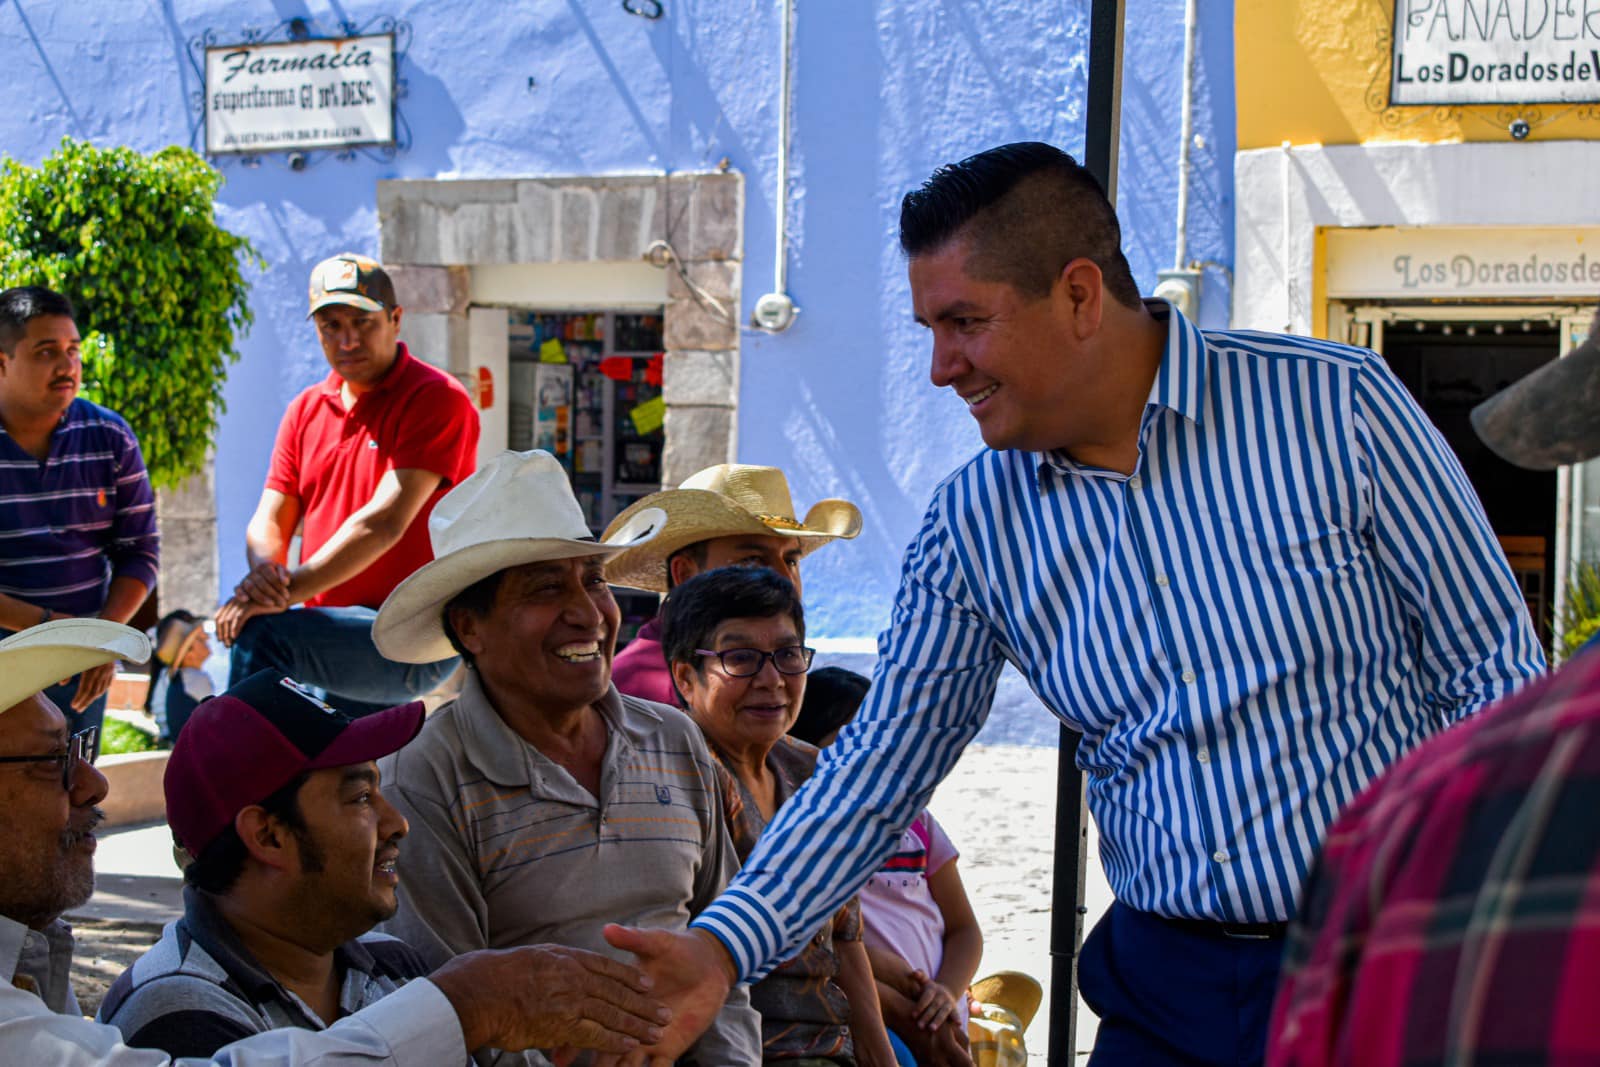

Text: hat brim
xmin=0 ymin=619 xmax=152 ymax=712
xmin=970 ymin=971 xmax=1043 ymax=1029
xmin=307 ymin=293 xmax=386 ymax=317
xmin=374 ymin=506 xmax=667 ymax=664
xmin=602 ymin=489 xmax=863 ymax=593
xmin=1472 ymin=335 xmax=1600 ymax=469
xmin=308 ymin=699 xmax=425 ymax=769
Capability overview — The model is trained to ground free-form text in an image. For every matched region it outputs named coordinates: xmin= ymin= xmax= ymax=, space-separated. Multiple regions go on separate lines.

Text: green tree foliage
xmin=1557 ymin=562 xmax=1600 ymax=664
xmin=0 ymin=138 xmax=259 ymax=487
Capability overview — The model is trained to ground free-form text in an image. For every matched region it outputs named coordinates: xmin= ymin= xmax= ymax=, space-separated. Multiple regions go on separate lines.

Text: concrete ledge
xmin=99 ymin=751 xmax=168 ymax=829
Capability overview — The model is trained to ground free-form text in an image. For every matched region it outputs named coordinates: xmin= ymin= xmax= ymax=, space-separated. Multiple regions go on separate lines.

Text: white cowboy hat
xmin=373 ymin=450 xmax=665 ymax=664
xmin=0 ymin=618 xmax=151 ymax=713
xmin=601 ymin=464 xmax=862 ymax=593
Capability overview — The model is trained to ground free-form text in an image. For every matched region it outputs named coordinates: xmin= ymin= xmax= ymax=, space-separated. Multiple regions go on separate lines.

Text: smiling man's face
xmin=0 ymin=693 xmax=108 ymax=930
xmin=0 ymin=314 xmax=81 ymax=422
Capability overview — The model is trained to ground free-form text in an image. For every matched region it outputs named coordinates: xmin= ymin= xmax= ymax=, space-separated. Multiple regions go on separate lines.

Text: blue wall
xmin=1 ymin=0 xmax=1235 ymax=663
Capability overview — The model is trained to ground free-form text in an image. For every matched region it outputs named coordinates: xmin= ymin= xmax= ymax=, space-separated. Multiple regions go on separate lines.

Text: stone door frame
xmin=376 ymin=172 xmax=743 ymax=485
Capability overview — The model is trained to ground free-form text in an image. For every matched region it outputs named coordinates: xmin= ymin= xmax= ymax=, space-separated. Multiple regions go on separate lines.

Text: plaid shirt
xmin=1268 ymin=648 xmax=1600 ymax=1066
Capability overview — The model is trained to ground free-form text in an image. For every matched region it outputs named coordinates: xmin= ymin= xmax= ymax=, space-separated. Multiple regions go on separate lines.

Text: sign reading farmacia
xmin=205 ymin=35 xmax=394 ymax=155
xmin=1391 ymin=0 xmax=1600 ymax=105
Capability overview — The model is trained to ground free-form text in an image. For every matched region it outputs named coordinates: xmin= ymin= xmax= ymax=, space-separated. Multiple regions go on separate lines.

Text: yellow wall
xmin=1237 ymin=0 xmax=1600 ymax=149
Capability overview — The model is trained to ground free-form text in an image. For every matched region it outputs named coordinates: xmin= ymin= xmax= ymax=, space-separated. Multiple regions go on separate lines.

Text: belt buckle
xmin=1219 ymin=923 xmax=1274 ymax=941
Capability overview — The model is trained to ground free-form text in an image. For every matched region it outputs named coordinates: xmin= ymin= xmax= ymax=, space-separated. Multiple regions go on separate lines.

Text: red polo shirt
xmin=265 ymin=343 xmax=479 ymax=609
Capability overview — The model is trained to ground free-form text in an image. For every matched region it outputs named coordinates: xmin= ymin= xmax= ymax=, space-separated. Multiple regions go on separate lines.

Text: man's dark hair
xmin=182 ymin=772 xmax=318 ymax=895
xmin=790 ymin=667 xmax=870 ymax=747
xmin=660 ymin=567 xmax=805 ymax=674
xmin=665 ymin=542 xmax=710 ymax=591
xmin=441 ymin=570 xmax=508 ymax=667
xmin=0 ymin=286 xmax=76 ymax=354
xmin=899 ymin=141 xmax=1142 ymax=309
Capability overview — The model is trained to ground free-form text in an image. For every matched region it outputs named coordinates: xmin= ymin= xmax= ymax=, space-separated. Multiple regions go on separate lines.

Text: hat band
xmin=758 ymin=514 xmax=806 ymax=531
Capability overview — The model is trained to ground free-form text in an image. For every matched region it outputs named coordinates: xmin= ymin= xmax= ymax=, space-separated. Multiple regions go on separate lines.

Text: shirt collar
xmin=0 ymin=914 xmax=29 ymax=984
xmin=1036 ymin=298 xmax=1209 ymax=481
xmin=1143 ymin=298 xmax=1209 ymax=426
xmin=455 ymin=668 xmax=660 ymax=797
xmin=318 ymin=342 xmax=414 ymax=399
xmin=181 ymin=886 xmax=382 ymax=1005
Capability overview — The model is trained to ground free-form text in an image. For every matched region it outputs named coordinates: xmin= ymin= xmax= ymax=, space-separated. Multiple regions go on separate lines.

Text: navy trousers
xmin=1078 ymin=902 xmax=1286 ymax=1067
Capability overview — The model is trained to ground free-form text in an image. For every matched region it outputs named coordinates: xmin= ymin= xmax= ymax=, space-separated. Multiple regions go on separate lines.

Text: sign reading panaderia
xmin=1391 ymin=0 xmax=1600 ymax=105
xmin=205 ymin=34 xmax=394 ymax=155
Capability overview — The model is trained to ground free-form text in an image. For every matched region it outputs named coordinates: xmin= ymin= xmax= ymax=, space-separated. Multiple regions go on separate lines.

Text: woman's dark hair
xmin=660 ymin=567 xmax=806 ymax=674
xmin=789 ymin=667 xmax=870 ymax=747
xmin=146 ymin=610 xmax=199 ymax=715
xmin=182 ymin=772 xmax=317 ymax=895
xmin=899 ymin=141 xmax=1142 ymax=309
xmin=441 ymin=570 xmax=508 ymax=666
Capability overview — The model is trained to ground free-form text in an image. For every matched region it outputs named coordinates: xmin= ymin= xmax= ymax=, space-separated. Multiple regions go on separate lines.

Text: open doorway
xmin=1379 ymin=318 xmax=1559 ymax=644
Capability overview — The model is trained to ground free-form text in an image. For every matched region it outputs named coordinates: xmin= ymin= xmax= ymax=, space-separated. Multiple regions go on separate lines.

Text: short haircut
xmin=441 ymin=570 xmax=509 ymax=667
xmin=182 ymin=772 xmax=316 ymax=895
xmin=665 ymin=541 xmax=710 ymax=591
xmin=660 ymin=567 xmax=806 ymax=674
xmin=0 ymin=286 xmax=75 ymax=354
xmin=899 ymin=141 xmax=1142 ymax=309
xmin=789 ymin=667 xmax=870 ymax=747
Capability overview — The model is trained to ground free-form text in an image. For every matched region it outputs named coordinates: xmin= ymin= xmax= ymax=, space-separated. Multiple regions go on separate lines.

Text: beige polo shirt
xmin=378 ymin=671 xmax=759 ymax=1066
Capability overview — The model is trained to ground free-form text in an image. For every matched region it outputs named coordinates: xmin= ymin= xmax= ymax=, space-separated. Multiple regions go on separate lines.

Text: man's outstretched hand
xmin=429 ymin=943 xmax=668 ymax=1058
xmin=597 ymin=924 xmax=737 ymax=1067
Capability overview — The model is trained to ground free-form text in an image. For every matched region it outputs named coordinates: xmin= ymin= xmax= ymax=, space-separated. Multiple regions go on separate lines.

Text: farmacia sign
xmin=205 ymin=35 xmax=394 ymax=155
xmin=1391 ymin=0 xmax=1600 ymax=105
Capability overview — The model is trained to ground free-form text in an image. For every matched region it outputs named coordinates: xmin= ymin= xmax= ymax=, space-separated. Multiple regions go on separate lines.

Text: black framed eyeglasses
xmin=0 ymin=727 xmax=98 ymax=790
xmin=695 ymin=646 xmax=815 ymax=677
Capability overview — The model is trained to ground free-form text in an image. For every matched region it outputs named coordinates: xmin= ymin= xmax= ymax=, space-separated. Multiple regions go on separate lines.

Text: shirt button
xmin=1128 ymin=475 xmax=1143 ymax=490
xmin=1180 ymin=669 xmax=1196 ymax=684
xmin=1213 ymin=849 xmax=1230 ymax=863
xmin=1155 ymin=574 xmax=1170 ymax=587
xmin=1196 ymin=747 xmax=1210 ymax=764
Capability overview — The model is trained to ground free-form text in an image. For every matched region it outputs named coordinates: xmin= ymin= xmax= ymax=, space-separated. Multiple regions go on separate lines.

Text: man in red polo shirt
xmin=217 ymin=253 xmax=478 ymax=713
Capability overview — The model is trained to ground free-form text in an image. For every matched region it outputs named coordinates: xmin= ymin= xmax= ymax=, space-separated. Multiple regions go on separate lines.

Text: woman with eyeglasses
xmin=661 ymin=567 xmax=899 ymax=1067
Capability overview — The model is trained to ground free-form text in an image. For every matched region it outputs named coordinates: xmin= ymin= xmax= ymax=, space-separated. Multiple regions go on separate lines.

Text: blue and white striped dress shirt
xmin=692 ymin=303 xmax=1545 ymax=981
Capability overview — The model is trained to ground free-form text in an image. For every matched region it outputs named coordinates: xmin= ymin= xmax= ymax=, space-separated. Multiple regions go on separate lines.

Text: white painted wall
xmin=1234 ymin=141 xmax=1600 ymax=331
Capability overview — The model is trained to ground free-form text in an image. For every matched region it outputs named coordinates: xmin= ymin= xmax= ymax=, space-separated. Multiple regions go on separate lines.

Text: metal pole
xmin=1049 ymin=2 xmax=1124 ymax=1064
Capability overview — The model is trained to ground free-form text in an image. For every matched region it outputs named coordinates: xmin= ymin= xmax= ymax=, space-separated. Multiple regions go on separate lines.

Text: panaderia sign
xmin=1391 ymin=0 xmax=1600 ymax=105
xmin=204 ymin=34 xmax=394 ymax=155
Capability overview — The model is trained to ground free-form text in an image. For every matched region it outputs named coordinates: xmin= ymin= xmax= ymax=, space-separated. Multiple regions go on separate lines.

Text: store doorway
xmin=504 ymin=308 xmax=667 ymax=645
xmin=1378 ymin=318 xmax=1559 ymax=644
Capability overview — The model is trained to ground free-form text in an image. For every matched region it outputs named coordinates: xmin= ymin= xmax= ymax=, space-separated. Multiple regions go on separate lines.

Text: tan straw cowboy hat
xmin=373 ymin=450 xmax=665 ymax=664
xmin=0 ymin=618 xmax=151 ymax=712
xmin=601 ymin=464 xmax=863 ymax=593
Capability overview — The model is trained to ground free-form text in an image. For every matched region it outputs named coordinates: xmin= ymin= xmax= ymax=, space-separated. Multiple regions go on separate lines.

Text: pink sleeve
xmin=923 ymin=811 xmax=959 ymax=873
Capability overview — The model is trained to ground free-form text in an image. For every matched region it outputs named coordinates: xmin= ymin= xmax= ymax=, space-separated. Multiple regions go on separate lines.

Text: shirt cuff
xmin=689 ymin=885 xmax=788 ymax=983
xmin=340 ymin=978 xmax=465 ymax=1065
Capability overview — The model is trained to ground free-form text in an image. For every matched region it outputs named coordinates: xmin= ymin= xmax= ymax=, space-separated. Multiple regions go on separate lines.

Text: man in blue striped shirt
xmin=0 ymin=287 xmax=158 ymax=742
xmin=605 ymin=143 xmax=1544 ymax=1066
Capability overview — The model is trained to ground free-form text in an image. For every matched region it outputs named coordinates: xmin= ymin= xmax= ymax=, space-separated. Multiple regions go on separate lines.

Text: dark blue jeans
xmin=1079 ymin=902 xmax=1285 ymax=1067
xmin=227 ymin=606 xmax=458 ymax=715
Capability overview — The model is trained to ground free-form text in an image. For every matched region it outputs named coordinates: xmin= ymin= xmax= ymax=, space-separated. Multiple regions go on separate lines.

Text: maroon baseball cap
xmin=165 ymin=670 xmax=424 ymax=858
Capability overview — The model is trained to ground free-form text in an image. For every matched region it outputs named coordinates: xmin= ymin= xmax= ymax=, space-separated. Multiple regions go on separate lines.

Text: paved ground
xmin=76 ymin=742 xmax=1110 ymax=1059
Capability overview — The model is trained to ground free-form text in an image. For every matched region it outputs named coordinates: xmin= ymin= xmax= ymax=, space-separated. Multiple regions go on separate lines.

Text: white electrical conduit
xmin=774 ymin=0 xmax=794 ymax=298
xmin=1172 ymin=0 xmax=1199 ymax=272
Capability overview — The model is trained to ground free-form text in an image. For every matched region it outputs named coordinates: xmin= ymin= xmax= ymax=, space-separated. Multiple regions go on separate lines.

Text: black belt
xmin=1159 ymin=915 xmax=1289 ymax=941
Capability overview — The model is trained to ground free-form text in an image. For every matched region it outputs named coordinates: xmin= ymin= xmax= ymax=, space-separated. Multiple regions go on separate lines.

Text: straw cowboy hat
xmin=373 ymin=450 xmax=665 ymax=664
xmin=0 ymin=618 xmax=151 ymax=712
xmin=1472 ymin=307 xmax=1600 ymax=469
xmin=602 ymin=464 xmax=863 ymax=593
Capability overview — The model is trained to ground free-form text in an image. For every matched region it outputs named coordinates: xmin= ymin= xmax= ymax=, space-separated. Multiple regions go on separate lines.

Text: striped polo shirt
xmin=0 ymin=398 xmax=158 ymax=616
xmin=97 ymin=886 xmax=444 ymax=1062
xmin=379 ymin=671 xmax=762 ymax=1066
xmin=694 ymin=302 xmax=1546 ymax=982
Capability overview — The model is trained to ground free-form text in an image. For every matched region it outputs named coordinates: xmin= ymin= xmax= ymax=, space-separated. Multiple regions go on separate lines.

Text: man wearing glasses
xmin=0 ymin=618 xmax=673 ymax=1064
xmin=370 ymin=449 xmax=762 ymax=1065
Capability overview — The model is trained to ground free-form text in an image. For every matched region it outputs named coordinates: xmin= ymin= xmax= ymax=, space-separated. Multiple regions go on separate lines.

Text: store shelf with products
xmin=504 ymin=309 xmax=666 ymax=644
